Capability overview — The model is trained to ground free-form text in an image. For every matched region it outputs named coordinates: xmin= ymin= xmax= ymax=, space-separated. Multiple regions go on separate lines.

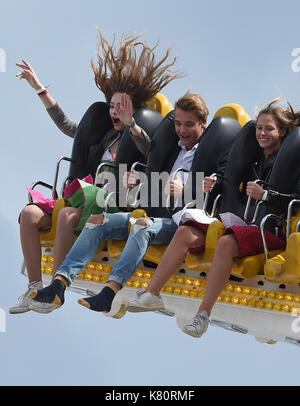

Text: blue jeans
xmin=56 ymin=212 xmax=131 ymax=284
xmin=56 ymin=213 xmax=177 ymax=287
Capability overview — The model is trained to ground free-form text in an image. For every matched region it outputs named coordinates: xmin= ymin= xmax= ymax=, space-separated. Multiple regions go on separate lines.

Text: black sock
xmin=80 ymin=287 xmax=116 ymax=312
xmin=32 ymin=279 xmax=66 ymax=306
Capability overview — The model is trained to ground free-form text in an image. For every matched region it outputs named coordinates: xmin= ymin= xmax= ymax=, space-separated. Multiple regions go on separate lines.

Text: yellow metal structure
xmin=264 ymin=212 xmax=300 ymax=283
xmin=39 ymin=198 xmax=67 ymax=243
xmin=213 ymin=103 xmax=251 ymax=126
xmin=264 ymin=233 xmax=300 ymax=283
xmin=147 ymin=93 xmax=174 ymax=117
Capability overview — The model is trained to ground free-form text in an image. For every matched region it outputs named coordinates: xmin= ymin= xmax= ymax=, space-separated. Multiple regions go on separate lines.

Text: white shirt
xmin=169 ymin=141 xmax=198 ymax=184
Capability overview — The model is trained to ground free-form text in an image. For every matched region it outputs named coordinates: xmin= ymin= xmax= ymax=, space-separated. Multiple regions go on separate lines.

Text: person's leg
xmin=29 ymin=212 xmax=131 ymax=310
xmin=52 ymin=207 xmax=82 ymax=273
xmin=148 ymin=225 xmax=206 ymax=295
xmin=19 ymin=205 xmax=52 ymax=283
xmin=183 ymin=234 xmax=239 ymax=338
xmin=127 ymin=225 xmax=206 ymax=312
xmin=198 ymin=234 xmax=239 ymax=315
xmin=56 ymin=212 xmax=131 ymax=283
xmin=78 ymin=217 xmax=178 ymax=312
xmin=24 ymin=207 xmax=81 ymax=313
xmin=9 ymin=205 xmax=52 ymax=314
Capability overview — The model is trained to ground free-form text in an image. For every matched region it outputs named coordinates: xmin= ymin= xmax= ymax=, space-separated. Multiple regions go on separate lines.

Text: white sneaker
xmin=29 ymin=301 xmax=59 ymax=314
xmin=9 ymin=281 xmax=43 ymax=314
xmin=183 ymin=310 xmax=209 ymax=338
xmin=127 ymin=287 xmax=165 ymax=312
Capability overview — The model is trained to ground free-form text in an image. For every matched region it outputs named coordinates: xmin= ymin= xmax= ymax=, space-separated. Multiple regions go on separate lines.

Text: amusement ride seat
xmin=187 ymin=120 xmax=293 ymax=279
xmin=36 ymin=97 xmax=167 ymax=244
xmin=23 ymin=95 xmax=172 ymax=280
xmin=262 ymin=126 xmax=300 ymax=284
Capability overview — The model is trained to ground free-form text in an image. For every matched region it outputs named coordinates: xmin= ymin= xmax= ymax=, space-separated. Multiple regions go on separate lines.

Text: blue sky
xmin=1 ymin=0 xmax=300 ymax=386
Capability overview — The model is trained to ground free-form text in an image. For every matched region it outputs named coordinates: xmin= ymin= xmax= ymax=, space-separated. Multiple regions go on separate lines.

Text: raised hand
xmin=116 ymin=93 xmax=134 ymax=127
xmin=16 ymin=59 xmax=43 ymax=90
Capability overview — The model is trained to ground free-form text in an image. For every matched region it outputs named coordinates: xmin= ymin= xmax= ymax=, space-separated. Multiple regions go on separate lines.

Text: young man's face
xmin=174 ymin=108 xmax=206 ymax=151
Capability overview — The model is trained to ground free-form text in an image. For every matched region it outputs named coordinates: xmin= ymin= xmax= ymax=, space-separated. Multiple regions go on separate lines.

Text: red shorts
xmin=183 ymin=221 xmax=286 ymax=258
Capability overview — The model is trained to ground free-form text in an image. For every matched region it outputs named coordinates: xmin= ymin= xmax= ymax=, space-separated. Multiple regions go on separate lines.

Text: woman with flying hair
xmin=11 ymin=30 xmax=181 ymax=314
xmin=127 ymin=98 xmax=300 ymax=338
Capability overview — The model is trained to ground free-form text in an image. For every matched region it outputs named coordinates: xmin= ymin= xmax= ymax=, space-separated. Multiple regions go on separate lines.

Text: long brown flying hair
xmin=91 ymin=29 xmax=183 ymax=110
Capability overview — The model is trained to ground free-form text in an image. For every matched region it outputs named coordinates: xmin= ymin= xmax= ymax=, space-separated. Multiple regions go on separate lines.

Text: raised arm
xmin=16 ymin=59 xmax=56 ymax=109
xmin=117 ymin=93 xmax=151 ymax=158
xmin=16 ymin=59 xmax=78 ymax=138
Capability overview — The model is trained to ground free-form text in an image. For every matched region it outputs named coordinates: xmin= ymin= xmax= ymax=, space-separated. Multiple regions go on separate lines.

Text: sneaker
xmin=29 ymin=301 xmax=59 ymax=314
xmin=183 ymin=310 xmax=209 ymax=338
xmin=9 ymin=281 xmax=43 ymax=314
xmin=127 ymin=287 xmax=165 ymax=312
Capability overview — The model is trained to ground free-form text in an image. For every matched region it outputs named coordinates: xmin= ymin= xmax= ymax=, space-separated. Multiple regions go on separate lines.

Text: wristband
xmin=128 ymin=118 xmax=136 ymax=129
xmin=36 ymin=87 xmax=46 ymax=94
xmin=38 ymin=89 xmax=49 ymax=97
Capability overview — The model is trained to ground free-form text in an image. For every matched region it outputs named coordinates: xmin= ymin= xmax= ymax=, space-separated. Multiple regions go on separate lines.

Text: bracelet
xmin=36 ymin=87 xmax=46 ymax=94
xmin=38 ymin=89 xmax=49 ymax=97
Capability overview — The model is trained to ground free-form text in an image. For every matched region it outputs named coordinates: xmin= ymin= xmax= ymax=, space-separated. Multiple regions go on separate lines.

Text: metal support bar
xmin=210 ymin=319 xmax=248 ymax=334
xmin=28 ymin=181 xmax=53 ymax=203
xmin=126 ymin=162 xmax=149 ymax=208
xmin=260 ymin=213 xmax=286 ymax=261
xmin=203 ymin=173 xmax=223 ymax=217
xmin=287 ymin=199 xmax=300 ymax=238
xmin=244 ymin=179 xmax=264 ymax=222
xmin=53 ymin=156 xmax=73 ymax=199
xmin=166 ymin=167 xmax=191 ymax=212
xmin=94 ymin=162 xmax=117 ymax=186
xmin=285 ymin=337 xmax=300 ymax=347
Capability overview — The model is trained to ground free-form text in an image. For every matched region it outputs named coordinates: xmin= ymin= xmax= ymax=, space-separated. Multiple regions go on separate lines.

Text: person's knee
xmin=135 ymin=217 xmax=151 ymax=227
xmin=174 ymin=225 xmax=194 ymax=243
xmin=87 ymin=214 xmax=105 ymax=225
xmin=216 ymin=234 xmax=237 ymax=256
xmin=129 ymin=217 xmax=155 ymax=240
xmin=20 ymin=205 xmax=45 ymax=227
xmin=57 ymin=207 xmax=81 ymax=228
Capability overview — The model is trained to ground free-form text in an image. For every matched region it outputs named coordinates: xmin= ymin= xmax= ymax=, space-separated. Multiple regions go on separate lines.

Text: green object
xmin=66 ymin=179 xmax=119 ymax=232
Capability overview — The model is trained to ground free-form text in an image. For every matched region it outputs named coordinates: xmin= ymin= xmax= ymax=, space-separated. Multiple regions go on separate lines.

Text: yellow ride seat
xmin=184 ymin=219 xmax=281 ymax=279
xmin=39 ymin=198 xmax=68 ymax=244
xmin=107 ymin=209 xmax=148 ymax=258
xmin=147 ymin=93 xmax=174 ymax=117
xmin=264 ymin=214 xmax=300 ymax=283
xmin=108 ymin=209 xmax=169 ymax=264
xmin=213 ymin=103 xmax=251 ymax=127
xmin=185 ymin=221 xmax=225 ymax=271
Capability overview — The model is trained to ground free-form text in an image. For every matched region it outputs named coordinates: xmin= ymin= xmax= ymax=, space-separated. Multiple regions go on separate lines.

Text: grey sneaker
xmin=127 ymin=287 xmax=165 ymax=312
xmin=183 ymin=310 xmax=209 ymax=338
xmin=29 ymin=301 xmax=59 ymax=314
xmin=9 ymin=281 xmax=43 ymax=314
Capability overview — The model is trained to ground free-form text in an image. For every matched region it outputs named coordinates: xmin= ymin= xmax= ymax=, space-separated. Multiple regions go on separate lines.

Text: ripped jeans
xmin=56 ymin=212 xmax=178 ymax=287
